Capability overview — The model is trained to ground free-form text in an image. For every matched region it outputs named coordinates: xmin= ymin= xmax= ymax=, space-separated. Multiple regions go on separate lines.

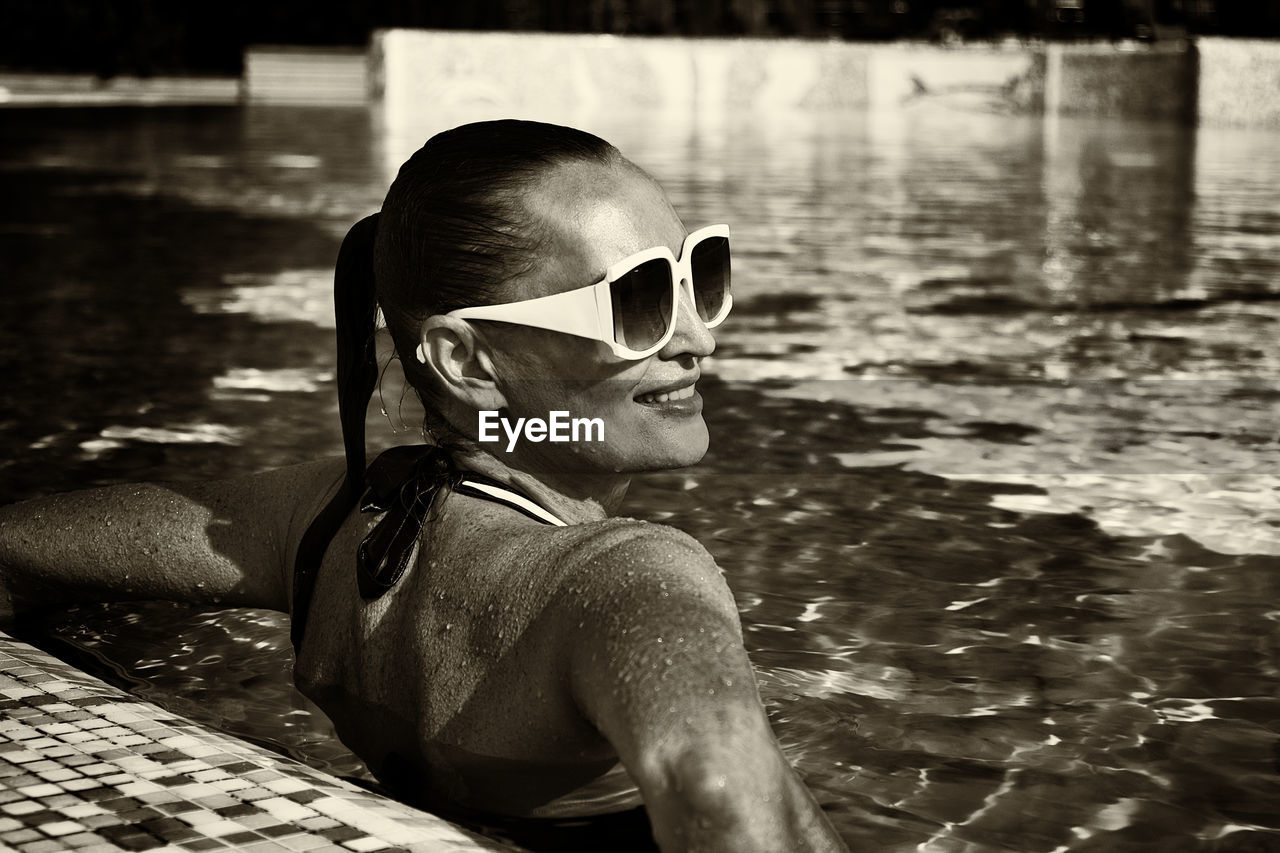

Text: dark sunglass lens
xmin=690 ymin=236 xmax=731 ymax=323
xmin=611 ymin=259 xmax=673 ymax=351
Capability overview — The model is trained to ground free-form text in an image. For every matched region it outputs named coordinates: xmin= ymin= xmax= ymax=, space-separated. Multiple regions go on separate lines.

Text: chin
xmin=550 ymin=417 xmax=709 ymax=474
xmin=626 ymin=423 xmax=710 ymax=471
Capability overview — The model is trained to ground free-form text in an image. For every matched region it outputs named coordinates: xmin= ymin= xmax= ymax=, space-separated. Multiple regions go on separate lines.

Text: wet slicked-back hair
xmin=328 ymin=121 xmax=619 ymax=510
xmin=373 ymin=119 xmax=618 ymax=390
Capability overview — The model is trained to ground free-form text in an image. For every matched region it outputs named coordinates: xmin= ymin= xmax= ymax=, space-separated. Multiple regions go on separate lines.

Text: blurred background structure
xmin=1 ymin=0 xmax=1278 ymax=77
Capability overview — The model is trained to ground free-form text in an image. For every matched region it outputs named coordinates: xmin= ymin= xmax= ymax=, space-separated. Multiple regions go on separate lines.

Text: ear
xmin=414 ymin=316 xmax=507 ymax=412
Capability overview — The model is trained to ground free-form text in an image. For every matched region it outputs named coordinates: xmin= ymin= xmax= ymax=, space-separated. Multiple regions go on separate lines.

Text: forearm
xmin=0 ymin=483 xmax=279 ymax=620
xmin=641 ymin=734 xmax=847 ymax=853
xmin=611 ymin=661 xmax=847 ymax=853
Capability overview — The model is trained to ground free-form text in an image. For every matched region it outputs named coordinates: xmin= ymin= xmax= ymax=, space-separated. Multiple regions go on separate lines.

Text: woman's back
xmin=293 ymin=459 xmax=646 ymax=817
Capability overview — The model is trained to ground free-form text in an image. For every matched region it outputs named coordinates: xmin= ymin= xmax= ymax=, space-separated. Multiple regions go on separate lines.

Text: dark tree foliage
xmin=0 ymin=0 xmax=1275 ymax=76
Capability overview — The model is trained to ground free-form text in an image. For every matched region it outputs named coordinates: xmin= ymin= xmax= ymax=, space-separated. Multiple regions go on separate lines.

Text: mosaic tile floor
xmin=0 ymin=632 xmax=516 ymax=852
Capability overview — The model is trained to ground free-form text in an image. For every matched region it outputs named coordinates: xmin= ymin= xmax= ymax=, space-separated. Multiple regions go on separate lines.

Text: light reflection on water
xmin=1 ymin=104 xmax=1278 ymax=851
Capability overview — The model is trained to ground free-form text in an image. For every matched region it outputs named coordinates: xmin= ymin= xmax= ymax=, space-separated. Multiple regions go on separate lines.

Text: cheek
xmin=500 ymin=378 xmax=633 ymax=438
xmin=500 ymin=330 xmax=619 ymax=380
xmin=496 ymin=339 xmax=640 ymax=406
xmin=571 ymin=384 xmax=637 ymax=433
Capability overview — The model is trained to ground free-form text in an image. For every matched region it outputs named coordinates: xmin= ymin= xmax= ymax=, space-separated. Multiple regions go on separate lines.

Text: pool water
xmin=1 ymin=104 xmax=1278 ymax=851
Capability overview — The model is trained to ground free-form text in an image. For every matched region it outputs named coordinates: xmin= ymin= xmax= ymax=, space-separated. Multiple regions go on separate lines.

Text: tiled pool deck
xmin=0 ymin=632 xmax=514 ymax=852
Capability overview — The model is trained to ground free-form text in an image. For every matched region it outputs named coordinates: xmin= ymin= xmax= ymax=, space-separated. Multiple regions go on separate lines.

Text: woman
xmin=0 ymin=120 xmax=847 ymax=852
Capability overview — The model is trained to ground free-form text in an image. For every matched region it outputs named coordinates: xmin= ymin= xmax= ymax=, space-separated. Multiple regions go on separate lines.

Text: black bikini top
xmin=290 ymin=444 xmax=565 ymax=650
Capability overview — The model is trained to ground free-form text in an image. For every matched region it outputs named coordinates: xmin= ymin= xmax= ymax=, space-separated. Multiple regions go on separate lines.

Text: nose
xmin=660 ymin=279 xmax=716 ymax=359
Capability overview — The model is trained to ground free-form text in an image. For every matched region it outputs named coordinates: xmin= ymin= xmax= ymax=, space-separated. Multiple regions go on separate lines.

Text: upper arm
xmin=561 ymin=522 xmax=765 ymax=775
xmin=558 ymin=523 xmax=848 ymax=852
xmin=0 ymin=458 xmax=345 ymax=617
xmin=169 ymin=458 xmax=347 ymax=605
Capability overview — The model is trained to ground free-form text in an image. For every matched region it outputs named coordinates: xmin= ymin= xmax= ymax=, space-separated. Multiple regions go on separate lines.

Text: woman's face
xmin=480 ymin=158 xmax=718 ymax=475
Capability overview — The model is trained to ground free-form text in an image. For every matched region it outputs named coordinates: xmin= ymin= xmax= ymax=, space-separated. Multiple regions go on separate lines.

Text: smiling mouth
xmin=635 ymin=385 xmax=696 ymax=404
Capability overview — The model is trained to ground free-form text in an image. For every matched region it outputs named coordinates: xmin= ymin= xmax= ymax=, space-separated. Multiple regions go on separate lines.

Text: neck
xmin=451 ymin=448 xmax=630 ymax=524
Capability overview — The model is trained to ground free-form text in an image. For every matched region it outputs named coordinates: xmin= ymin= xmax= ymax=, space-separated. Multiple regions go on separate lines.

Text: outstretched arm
xmin=0 ymin=459 xmax=345 ymax=624
xmin=562 ymin=524 xmax=849 ymax=853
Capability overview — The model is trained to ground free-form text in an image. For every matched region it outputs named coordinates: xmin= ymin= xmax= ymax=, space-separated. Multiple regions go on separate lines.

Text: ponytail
xmin=291 ymin=213 xmax=381 ymax=649
xmin=334 ymin=213 xmax=382 ymax=488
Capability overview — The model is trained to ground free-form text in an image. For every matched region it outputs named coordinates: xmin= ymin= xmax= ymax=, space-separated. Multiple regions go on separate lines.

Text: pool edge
xmin=0 ymin=629 xmax=520 ymax=852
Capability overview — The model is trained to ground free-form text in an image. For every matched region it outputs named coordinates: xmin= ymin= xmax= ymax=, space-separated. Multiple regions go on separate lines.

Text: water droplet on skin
xmin=105 ymin=520 xmax=112 ymax=527
xmin=444 ymin=623 xmax=453 ymax=632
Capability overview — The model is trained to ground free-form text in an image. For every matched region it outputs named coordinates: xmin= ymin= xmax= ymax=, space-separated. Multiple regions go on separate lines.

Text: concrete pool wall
xmin=4 ymin=32 xmax=1274 ymax=129
xmin=353 ymin=30 xmax=1280 ymax=128
xmin=1196 ymin=38 xmax=1280 ymax=128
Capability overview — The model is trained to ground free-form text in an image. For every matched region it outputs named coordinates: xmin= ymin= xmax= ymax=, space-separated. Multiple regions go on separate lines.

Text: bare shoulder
xmin=558 ymin=518 xmax=724 ymax=588
xmin=547 ymin=517 xmax=740 ymax=636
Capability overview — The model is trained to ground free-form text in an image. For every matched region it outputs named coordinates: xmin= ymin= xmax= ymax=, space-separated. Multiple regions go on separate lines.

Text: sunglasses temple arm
xmin=447 ymin=283 xmax=612 ymax=342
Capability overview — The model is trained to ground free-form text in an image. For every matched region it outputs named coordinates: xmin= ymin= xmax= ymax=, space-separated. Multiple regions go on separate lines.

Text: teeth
xmin=637 ymin=385 xmax=695 ymax=404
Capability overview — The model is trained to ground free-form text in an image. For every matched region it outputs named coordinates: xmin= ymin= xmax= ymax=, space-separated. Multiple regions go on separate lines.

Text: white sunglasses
xmin=417 ymin=224 xmax=731 ymax=361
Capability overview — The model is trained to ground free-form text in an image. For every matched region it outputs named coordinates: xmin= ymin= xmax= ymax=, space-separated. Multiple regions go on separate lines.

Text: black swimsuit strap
xmin=354 ymin=444 xmax=464 ymax=599
xmin=291 ymin=444 xmax=453 ymax=649
xmin=291 ymin=470 xmax=358 ymax=649
xmin=291 ymin=444 xmax=563 ymax=651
